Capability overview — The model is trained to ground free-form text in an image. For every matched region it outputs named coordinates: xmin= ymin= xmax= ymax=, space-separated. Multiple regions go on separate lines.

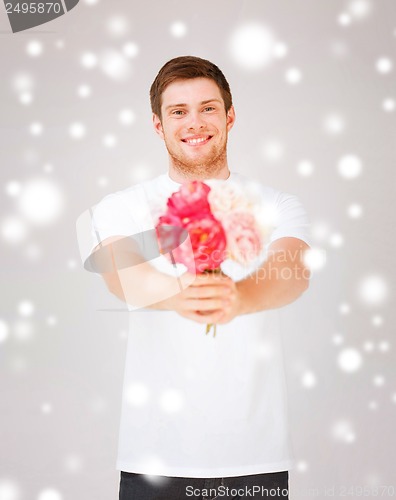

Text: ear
xmin=153 ymin=113 xmax=164 ymax=139
xmin=226 ymin=106 xmax=236 ymax=132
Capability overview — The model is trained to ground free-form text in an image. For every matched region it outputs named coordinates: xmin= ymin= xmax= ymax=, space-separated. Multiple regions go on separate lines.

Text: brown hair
xmin=150 ymin=56 xmax=233 ymax=119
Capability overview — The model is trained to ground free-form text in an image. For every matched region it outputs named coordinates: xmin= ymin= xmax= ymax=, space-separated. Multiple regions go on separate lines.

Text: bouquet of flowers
xmin=155 ymin=179 xmax=271 ymax=336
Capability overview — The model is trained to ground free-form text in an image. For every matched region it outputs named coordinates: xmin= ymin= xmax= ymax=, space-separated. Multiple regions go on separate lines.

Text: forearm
xmin=233 ymin=238 xmax=311 ymax=316
xmin=92 ymin=236 xmax=193 ymax=309
xmin=104 ymin=262 xmax=190 ymax=309
xmin=236 ymin=258 xmax=310 ymax=314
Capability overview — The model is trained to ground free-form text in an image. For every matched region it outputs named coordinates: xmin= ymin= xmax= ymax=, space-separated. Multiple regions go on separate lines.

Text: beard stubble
xmin=164 ymin=136 xmax=229 ymax=180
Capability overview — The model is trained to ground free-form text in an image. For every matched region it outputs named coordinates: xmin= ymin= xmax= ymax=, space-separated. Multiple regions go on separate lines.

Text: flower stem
xmin=203 ymin=268 xmax=222 ymax=338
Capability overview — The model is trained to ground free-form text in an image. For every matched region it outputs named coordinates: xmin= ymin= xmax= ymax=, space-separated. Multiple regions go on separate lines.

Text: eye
xmin=171 ymin=110 xmax=185 ymax=116
xmin=203 ymin=106 xmax=215 ymax=112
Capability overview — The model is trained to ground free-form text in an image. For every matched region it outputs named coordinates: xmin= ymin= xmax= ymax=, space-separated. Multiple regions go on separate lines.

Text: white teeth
xmin=185 ymin=137 xmax=208 ymax=144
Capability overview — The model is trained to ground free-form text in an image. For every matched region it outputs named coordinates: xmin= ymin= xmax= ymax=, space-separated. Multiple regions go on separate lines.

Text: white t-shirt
xmin=90 ymin=172 xmax=310 ymax=478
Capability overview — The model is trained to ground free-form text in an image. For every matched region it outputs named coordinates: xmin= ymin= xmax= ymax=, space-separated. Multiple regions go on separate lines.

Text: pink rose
xmin=167 ymin=181 xmax=211 ymax=218
xmin=221 ymin=212 xmax=262 ymax=265
xmin=180 ymin=215 xmax=227 ymax=273
xmin=156 ymin=212 xmax=227 ymax=274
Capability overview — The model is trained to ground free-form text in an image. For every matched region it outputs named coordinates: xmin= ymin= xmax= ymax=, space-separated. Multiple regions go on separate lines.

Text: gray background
xmin=0 ymin=0 xmax=395 ymax=499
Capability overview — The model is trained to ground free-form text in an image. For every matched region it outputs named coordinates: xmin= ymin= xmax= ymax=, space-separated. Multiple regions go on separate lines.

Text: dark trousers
xmin=119 ymin=470 xmax=289 ymax=499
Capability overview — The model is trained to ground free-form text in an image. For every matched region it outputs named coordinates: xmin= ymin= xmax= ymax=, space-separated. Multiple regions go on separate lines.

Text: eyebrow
xmin=165 ymin=98 xmax=222 ymax=110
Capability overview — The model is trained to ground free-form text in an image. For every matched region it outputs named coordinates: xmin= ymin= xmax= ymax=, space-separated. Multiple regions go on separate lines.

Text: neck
xmin=168 ymin=168 xmax=230 ymax=184
xmin=167 ymin=158 xmax=230 ymax=183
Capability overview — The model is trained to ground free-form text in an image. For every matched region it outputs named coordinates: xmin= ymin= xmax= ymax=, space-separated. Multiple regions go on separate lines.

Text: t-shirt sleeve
xmin=76 ymin=191 xmax=137 ymax=269
xmin=90 ymin=192 xmax=138 ymax=249
xmin=75 ymin=191 xmax=143 ymax=274
xmin=90 ymin=192 xmax=145 ymax=254
xmin=269 ymin=191 xmax=311 ymax=246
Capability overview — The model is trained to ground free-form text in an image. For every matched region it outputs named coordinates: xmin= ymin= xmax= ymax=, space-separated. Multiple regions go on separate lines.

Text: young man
xmin=88 ymin=56 xmax=311 ymax=499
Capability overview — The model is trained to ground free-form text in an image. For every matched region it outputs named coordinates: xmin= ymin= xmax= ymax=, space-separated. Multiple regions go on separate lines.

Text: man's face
xmin=153 ymin=77 xmax=235 ymax=179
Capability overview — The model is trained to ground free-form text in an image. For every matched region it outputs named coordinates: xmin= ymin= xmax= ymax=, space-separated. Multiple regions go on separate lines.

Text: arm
xmin=91 ymin=235 xmax=192 ymax=307
xmin=92 ymin=235 xmax=234 ymax=325
xmin=93 ymin=236 xmax=309 ymax=325
xmin=216 ymin=237 xmax=311 ymax=324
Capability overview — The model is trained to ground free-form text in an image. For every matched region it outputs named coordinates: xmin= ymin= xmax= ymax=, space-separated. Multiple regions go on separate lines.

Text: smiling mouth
xmin=181 ymin=135 xmax=212 ymax=146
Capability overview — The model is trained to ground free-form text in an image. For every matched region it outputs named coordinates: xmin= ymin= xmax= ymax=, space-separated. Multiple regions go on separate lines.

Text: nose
xmin=187 ymin=110 xmax=205 ymax=130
